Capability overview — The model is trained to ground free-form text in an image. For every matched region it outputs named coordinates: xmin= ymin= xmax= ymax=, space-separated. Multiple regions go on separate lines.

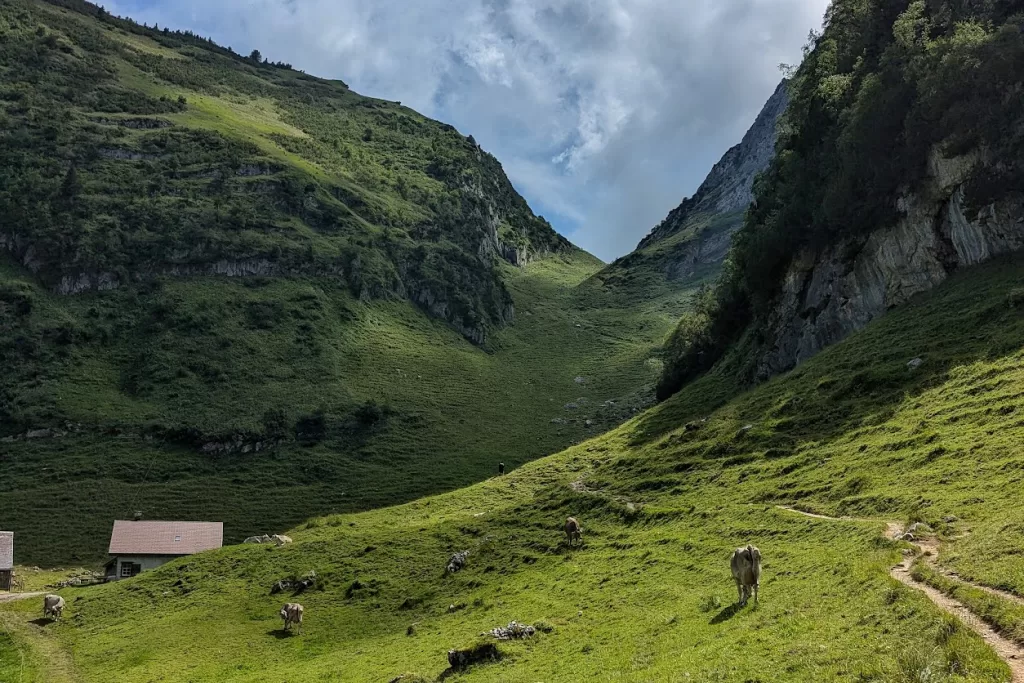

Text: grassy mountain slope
xmin=0 ymin=0 xmax=569 ymax=344
xmin=8 ymin=252 xmax=1024 ymax=681
xmin=1 ymin=250 xmax=697 ymax=565
xmin=0 ymin=0 xmax=699 ymax=565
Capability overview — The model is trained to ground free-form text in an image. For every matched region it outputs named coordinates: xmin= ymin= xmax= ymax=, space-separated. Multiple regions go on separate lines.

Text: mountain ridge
xmin=637 ymin=80 xmax=789 ymax=254
xmin=592 ymin=81 xmax=788 ymax=296
xmin=0 ymin=0 xmax=573 ymax=347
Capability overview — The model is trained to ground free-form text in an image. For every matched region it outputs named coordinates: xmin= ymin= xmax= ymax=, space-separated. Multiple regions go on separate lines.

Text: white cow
xmin=43 ymin=594 xmax=65 ymax=620
xmin=280 ymin=603 xmax=304 ymax=634
xmin=730 ymin=545 xmax=762 ymax=606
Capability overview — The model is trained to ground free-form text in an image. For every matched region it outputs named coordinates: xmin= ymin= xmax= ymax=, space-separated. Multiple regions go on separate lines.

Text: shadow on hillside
xmin=266 ymin=628 xmax=299 ymax=639
xmin=709 ymin=603 xmax=743 ymax=624
xmin=626 ymin=254 xmax=1024 ymax=453
xmin=29 ymin=617 xmax=55 ymax=627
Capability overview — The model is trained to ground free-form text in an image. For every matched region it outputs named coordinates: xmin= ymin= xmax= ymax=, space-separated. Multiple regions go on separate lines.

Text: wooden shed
xmin=0 ymin=532 xmax=13 ymax=591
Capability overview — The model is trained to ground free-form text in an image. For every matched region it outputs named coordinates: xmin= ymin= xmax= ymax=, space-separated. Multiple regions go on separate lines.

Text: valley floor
xmin=6 ymin=255 xmax=1024 ymax=681
xmin=1 ymin=250 xmax=699 ymax=565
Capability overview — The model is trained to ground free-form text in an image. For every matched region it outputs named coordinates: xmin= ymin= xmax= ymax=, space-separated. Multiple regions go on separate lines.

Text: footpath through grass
xmin=6 ymin=254 xmax=1024 ymax=680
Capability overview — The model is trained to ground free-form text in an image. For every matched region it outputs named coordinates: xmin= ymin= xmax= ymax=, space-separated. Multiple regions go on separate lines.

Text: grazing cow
xmin=730 ymin=545 xmax=762 ymax=606
xmin=565 ymin=517 xmax=583 ymax=547
xmin=498 ymin=462 xmax=505 ymax=476
xmin=43 ymin=594 xmax=65 ymax=620
xmin=280 ymin=603 xmax=303 ymax=634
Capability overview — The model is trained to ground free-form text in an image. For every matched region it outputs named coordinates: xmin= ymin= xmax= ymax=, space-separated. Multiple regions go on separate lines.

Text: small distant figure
xmin=730 ymin=544 xmax=762 ymax=606
xmin=280 ymin=602 xmax=304 ymax=634
xmin=564 ymin=517 xmax=583 ymax=547
xmin=498 ymin=462 xmax=505 ymax=476
xmin=43 ymin=594 xmax=65 ymax=620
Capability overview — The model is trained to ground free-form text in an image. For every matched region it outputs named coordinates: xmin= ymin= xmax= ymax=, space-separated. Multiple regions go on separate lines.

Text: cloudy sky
xmin=106 ymin=0 xmax=829 ymax=261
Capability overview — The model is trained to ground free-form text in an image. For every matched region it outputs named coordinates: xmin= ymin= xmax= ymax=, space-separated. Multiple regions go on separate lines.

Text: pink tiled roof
xmin=0 ymin=532 xmax=12 ymax=570
xmin=108 ymin=521 xmax=223 ymax=556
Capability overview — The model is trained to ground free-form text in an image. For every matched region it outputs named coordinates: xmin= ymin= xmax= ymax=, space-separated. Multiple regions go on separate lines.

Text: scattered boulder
xmin=563 ymin=402 xmax=579 ymax=411
xmin=245 ymin=533 xmax=290 ymax=546
xmin=446 ymin=551 xmax=469 ymax=574
xmin=574 ymin=376 xmax=587 ymax=385
xmin=907 ymin=522 xmax=932 ymax=534
xmin=26 ymin=428 xmax=65 ymax=439
xmin=943 ymin=515 xmax=959 ymax=524
xmin=447 ymin=641 xmax=500 ymax=670
xmin=484 ymin=620 xmax=537 ymax=640
xmin=907 ymin=357 xmax=924 ymax=370
xmin=46 ymin=571 xmax=105 ymax=589
xmin=270 ymin=570 xmax=317 ymax=595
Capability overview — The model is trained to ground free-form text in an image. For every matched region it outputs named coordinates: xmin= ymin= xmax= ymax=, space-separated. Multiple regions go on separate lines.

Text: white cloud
xmin=108 ymin=0 xmax=830 ymax=261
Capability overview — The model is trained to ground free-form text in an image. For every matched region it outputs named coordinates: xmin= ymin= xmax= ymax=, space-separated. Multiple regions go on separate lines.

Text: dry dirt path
xmin=778 ymin=506 xmax=1024 ymax=682
xmin=0 ymin=592 xmax=43 ymax=604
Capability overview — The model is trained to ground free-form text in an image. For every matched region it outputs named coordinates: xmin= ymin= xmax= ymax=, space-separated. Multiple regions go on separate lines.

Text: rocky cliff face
xmin=0 ymin=144 xmax=563 ymax=347
xmin=755 ymin=150 xmax=1024 ymax=380
xmin=632 ymin=81 xmax=789 ymax=279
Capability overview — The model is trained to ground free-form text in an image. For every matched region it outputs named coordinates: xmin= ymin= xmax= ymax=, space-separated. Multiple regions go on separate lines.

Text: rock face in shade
xmin=753 ymin=149 xmax=1024 ymax=380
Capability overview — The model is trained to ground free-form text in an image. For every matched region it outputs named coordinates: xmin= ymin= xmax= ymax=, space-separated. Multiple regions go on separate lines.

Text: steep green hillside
xmin=8 ymin=251 xmax=1024 ymax=682
xmin=658 ymin=0 xmax=1024 ymax=398
xmin=0 ymin=0 xmax=567 ymax=346
xmin=0 ymin=0 xmax=698 ymax=565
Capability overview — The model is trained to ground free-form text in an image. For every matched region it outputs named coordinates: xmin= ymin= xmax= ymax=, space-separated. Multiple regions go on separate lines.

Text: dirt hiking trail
xmin=778 ymin=506 xmax=1024 ymax=682
xmin=0 ymin=592 xmax=43 ymax=604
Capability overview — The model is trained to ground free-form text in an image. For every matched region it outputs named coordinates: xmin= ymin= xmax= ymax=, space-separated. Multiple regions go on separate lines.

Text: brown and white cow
xmin=730 ymin=545 xmax=762 ymax=606
xmin=565 ymin=517 xmax=583 ymax=547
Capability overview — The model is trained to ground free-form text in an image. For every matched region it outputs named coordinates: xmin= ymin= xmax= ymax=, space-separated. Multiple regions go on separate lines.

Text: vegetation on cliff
xmin=658 ymin=0 xmax=1024 ymax=399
